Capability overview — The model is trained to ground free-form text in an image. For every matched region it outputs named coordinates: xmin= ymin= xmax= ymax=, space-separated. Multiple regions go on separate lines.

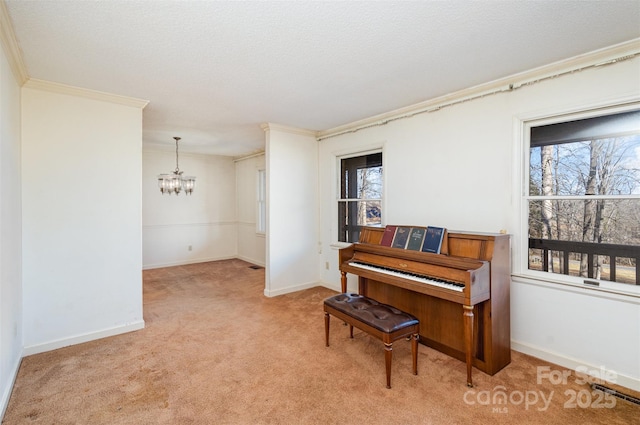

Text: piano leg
xmin=412 ymin=333 xmax=419 ymax=375
xmin=384 ymin=342 xmax=393 ymax=389
xmin=340 ymin=271 xmax=347 ymax=293
xmin=463 ymin=305 xmax=474 ymax=387
xmin=324 ymin=312 xmax=330 ymax=347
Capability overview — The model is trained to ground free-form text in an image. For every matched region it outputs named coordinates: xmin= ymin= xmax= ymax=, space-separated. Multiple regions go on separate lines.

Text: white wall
xmin=511 ymin=278 xmax=639 ymax=386
xmin=317 ymin=55 xmax=640 ymax=390
xmin=21 ymin=83 xmax=146 ymax=354
xmin=142 ymin=150 xmax=237 ymax=269
xmin=264 ymin=124 xmax=319 ymax=296
xmin=235 ymin=153 xmax=266 ymax=266
xmin=0 ymin=30 xmax=23 ymax=418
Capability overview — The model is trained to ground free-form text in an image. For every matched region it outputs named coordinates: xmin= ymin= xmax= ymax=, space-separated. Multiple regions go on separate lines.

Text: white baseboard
xmin=236 ymin=255 xmax=265 ymax=268
xmin=22 ymin=320 xmax=145 ymax=357
xmin=264 ymin=280 xmax=321 ymax=297
xmin=512 ymin=340 xmax=640 ymax=392
xmin=142 ymin=256 xmax=236 ymax=270
xmin=318 ymin=281 xmax=341 ymax=293
xmin=0 ymin=353 xmax=22 ymax=422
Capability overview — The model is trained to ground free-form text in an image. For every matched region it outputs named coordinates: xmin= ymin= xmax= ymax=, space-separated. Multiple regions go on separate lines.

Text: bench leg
xmin=324 ymin=312 xmax=330 ymax=347
xmin=384 ymin=342 xmax=393 ymax=389
xmin=412 ymin=333 xmax=419 ymax=375
xmin=349 ymin=324 xmax=354 ymax=339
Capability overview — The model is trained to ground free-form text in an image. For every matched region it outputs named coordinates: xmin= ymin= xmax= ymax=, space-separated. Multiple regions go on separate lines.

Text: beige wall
xmin=0 ymin=27 xmax=23 ymax=418
xmin=235 ymin=153 xmax=266 ymax=267
xmin=264 ymin=124 xmax=319 ymax=297
xmin=21 ymin=83 xmax=145 ymax=354
xmin=142 ymin=150 xmax=238 ymax=269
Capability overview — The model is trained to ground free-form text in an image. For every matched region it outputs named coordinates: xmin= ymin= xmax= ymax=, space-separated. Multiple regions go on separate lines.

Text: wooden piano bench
xmin=323 ymin=293 xmax=420 ymax=389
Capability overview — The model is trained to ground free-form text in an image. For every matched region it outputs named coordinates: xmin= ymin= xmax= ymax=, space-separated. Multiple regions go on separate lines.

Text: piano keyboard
xmin=348 ymin=261 xmax=465 ymax=292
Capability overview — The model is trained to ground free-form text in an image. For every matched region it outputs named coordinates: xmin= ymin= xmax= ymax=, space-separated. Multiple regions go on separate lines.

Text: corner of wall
xmin=0 ymin=354 xmax=22 ymax=421
xmin=0 ymin=1 xmax=29 ymax=84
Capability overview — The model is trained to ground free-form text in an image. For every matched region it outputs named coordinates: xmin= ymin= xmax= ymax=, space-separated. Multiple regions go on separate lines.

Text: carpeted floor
xmin=3 ymin=259 xmax=638 ymax=424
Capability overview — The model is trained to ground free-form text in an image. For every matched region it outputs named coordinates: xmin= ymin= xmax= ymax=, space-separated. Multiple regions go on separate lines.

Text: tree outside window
xmin=527 ymin=109 xmax=640 ymax=286
xmin=338 ymin=152 xmax=383 ymax=243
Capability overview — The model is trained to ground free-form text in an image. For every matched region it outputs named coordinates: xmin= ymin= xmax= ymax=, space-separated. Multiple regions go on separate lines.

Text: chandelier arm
xmin=174 ymin=136 xmax=181 ymax=173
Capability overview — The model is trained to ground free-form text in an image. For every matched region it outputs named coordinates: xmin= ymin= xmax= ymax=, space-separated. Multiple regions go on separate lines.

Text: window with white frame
xmin=257 ymin=169 xmax=266 ymax=234
xmin=524 ymin=105 xmax=640 ymax=291
xmin=338 ymin=151 xmax=383 ymax=243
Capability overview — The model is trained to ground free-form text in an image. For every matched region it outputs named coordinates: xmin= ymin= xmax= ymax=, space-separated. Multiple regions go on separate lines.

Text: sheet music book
xmin=421 ymin=226 xmax=445 ymax=254
xmin=391 ymin=226 xmax=411 ymax=249
xmin=380 ymin=225 xmax=398 ymax=247
xmin=406 ymin=227 xmax=426 ymax=250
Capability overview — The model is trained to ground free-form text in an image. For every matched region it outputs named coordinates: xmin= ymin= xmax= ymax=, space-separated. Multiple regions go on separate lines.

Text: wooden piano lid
xmin=359 ymin=225 xmax=510 ymax=262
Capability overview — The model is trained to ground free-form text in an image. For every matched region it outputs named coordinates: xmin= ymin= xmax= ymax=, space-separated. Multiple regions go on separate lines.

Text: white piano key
xmin=348 ymin=261 xmax=465 ymax=292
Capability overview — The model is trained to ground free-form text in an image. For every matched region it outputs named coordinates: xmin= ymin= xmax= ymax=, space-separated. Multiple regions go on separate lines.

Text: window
xmin=338 ymin=152 xmax=383 ymax=243
xmin=525 ymin=107 xmax=640 ymax=289
xmin=257 ymin=169 xmax=266 ymax=234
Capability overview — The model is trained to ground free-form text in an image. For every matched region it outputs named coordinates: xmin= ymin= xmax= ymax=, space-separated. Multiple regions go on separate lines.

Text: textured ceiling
xmin=5 ymin=0 xmax=640 ymax=156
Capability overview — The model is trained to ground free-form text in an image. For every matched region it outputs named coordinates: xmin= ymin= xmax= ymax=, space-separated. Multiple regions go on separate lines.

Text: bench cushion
xmin=324 ymin=293 xmax=418 ymax=334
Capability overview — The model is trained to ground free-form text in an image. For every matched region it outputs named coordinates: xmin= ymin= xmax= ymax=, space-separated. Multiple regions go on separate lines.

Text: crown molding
xmin=24 ymin=78 xmax=149 ymax=109
xmin=0 ymin=0 xmax=28 ymax=84
xmin=143 ymin=142 xmax=237 ymax=157
xmin=317 ymin=38 xmax=640 ymax=141
xmin=233 ymin=150 xmax=265 ymax=162
xmin=260 ymin=122 xmax=318 ymax=137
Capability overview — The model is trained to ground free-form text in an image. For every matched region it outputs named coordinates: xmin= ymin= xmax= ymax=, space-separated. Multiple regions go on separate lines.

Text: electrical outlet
xmin=325 ymin=262 xmax=329 ymax=270
xmin=188 ymin=245 xmax=192 ymax=251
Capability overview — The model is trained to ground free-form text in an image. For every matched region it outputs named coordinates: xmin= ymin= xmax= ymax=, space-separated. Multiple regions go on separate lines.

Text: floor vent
xmin=249 ymin=265 xmax=263 ymax=270
xmin=591 ymin=383 xmax=640 ymax=406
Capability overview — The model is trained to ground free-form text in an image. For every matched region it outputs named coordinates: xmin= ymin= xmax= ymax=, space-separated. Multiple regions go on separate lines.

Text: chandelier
xmin=157 ymin=136 xmax=196 ymax=195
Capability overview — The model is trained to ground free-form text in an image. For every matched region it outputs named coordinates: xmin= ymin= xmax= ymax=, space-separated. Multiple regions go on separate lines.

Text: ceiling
xmin=5 ymin=1 xmax=640 ymax=157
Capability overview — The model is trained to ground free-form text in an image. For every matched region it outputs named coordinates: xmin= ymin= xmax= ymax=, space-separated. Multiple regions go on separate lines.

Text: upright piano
xmin=339 ymin=226 xmax=511 ymax=386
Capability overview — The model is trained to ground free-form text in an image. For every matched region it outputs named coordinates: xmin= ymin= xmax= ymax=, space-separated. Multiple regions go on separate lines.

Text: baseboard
xmin=512 ymin=340 xmax=640 ymax=392
xmin=22 ymin=320 xmax=145 ymax=357
xmin=0 ymin=353 xmax=22 ymax=422
xmin=318 ymin=281 xmax=341 ymax=293
xmin=236 ymin=255 xmax=265 ymax=268
xmin=144 ymin=254 xmax=265 ymax=272
xmin=142 ymin=256 xmax=237 ymax=270
xmin=264 ymin=280 xmax=321 ymax=297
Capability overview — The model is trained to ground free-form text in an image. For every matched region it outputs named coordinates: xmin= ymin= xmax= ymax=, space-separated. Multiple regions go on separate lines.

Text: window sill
xmin=512 ymin=273 xmax=640 ymax=302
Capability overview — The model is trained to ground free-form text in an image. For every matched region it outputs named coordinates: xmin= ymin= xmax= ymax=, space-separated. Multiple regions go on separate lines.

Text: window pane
xmin=341 ymin=153 xmax=383 ymax=199
xmin=530 ymin=135 xmax=640 ymax=197
xmin=338 ymin=200 xmax=382 ymax=243
xmin=528 ymin=199 xmax=640 ymax=285
xmin=528 ymin=247 xmax=637 ymax=285
xmin=339 ymin=152 xmax=383 ymax=242
xmin=531 ymin=110 xmax=640 ymax=147
xmin=358 ymin=200 xmax=381 ymax=226
xmin=356 ymin=166 xmax=382 ymax=199
xmin=528 ymin=198 xmax=640 ymax=243
xmin=526 ymin=108 xmax=640 ymax=289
